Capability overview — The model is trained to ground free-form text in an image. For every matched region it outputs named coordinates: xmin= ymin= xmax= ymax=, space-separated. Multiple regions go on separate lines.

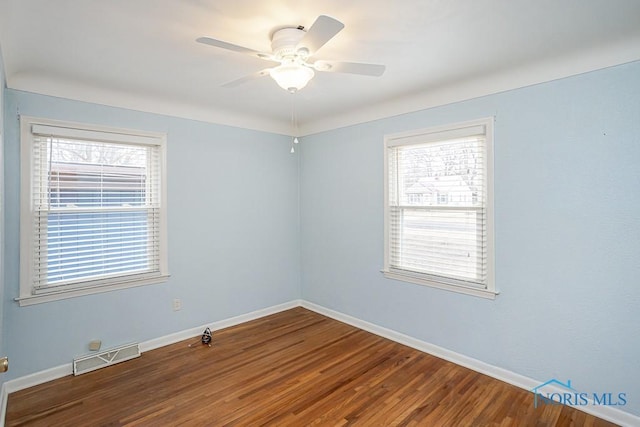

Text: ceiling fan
xmin=196 ymin=15 xmax=385 ymax=93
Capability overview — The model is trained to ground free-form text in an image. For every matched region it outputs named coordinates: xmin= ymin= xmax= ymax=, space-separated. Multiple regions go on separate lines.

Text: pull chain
xmin=290 ymin=93 xmax=299 ymax=153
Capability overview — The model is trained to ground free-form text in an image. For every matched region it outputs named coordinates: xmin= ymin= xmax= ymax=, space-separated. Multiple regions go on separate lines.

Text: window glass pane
xmin=45 ymin=210 xmax=151 ymax=284
xmin=389 ymin=207 xmax=484 ymax=283
xmin=48 ymin=139 xmax=148 ymax=209
xmin=396 ymin=137 xmax=484 ymax=208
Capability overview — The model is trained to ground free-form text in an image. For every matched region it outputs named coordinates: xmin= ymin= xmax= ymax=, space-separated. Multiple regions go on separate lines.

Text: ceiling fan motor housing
xmin=271 ymin=28 xmax=307 ymax=60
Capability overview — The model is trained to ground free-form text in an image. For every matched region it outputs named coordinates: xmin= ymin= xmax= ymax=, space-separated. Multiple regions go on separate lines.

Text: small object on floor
xmin=188 ymin=327 xmax=213 ymax=348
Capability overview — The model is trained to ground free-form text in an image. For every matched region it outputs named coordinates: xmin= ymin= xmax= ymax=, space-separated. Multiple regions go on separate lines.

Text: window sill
xmin=15 ymin=274 xmax=170 ymax=307
xmin=381 ymin=270 xmax=498 ymax=300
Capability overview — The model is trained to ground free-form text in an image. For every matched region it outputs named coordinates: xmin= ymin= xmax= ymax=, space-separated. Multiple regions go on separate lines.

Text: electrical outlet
xmin=172 ymin=298 xmax=182 ymax=311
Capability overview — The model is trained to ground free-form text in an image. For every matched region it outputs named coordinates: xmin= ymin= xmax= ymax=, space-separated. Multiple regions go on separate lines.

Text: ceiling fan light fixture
xmin=270 ymin=63 xmax=315 ymax=93
xmin=197 ymin=15 xmax=385 ymax=91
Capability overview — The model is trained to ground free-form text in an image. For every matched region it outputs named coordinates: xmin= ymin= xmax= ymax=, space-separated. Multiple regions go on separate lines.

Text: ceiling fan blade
xmin=297 ymin=15 xmax=345 ymax=54
xmin=221 ymin=68 xmax=272 ymax=88
xmin=196 ymin=36 xmax=263 ymax=56
xmin=313 ymin=61 xmax=385 ymax=77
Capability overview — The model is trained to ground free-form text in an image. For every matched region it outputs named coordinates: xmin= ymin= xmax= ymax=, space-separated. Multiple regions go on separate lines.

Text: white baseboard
xmin=300 ymin=300 xmax=640 ymax=427
xmin=3 ymin=363 xmax=72 ymax=395
xmin=0 ymin=383 xmax=6 ymax=427
xmin=2 ymin=299 xmax=637 ymax=427
xmin=140 ymin=300 xmax=301 ymax=353
xmin=0 ymin=364 xmax=72 ymax=427
xmin=0 ymin=299 xmax=302 ymax=426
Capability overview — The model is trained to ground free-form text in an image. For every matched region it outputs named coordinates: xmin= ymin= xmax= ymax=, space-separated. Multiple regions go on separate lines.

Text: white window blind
xmin=20 ymin=117 xmax=168 ymax=304
xmin=384 ymin=118 xmax=495 ymax=298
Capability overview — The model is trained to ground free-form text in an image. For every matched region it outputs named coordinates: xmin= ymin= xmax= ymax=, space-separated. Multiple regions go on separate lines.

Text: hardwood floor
xmin=6 ymin=307 xmax=617 ymax=426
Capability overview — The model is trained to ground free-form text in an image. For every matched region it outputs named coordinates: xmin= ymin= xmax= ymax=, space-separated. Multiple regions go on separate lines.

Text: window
xmin=19 ymin=116 xmax=168 ymax=305
xmin=383 ymin=118 xmax=496 ymax=299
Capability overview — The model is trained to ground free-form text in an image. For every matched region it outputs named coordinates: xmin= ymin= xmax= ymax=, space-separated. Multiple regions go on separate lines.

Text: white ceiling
xmin=1 ymin=0 xmax=639 ymax=135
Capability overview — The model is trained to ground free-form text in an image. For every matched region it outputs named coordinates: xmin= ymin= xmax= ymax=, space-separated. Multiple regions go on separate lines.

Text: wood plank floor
xmin=6 ymin=307 xmax=618 ymax=426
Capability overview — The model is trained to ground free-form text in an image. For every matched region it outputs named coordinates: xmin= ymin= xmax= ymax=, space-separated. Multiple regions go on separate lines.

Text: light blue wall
xmin=2 ymin=89 xmax=300 ymax=380
xmin=300 ymin=61 xmax=640 ymax=416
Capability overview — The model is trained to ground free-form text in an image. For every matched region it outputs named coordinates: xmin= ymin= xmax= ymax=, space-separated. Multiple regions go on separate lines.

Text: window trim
xmin=382 ymin=117 xmax=497 ymax=299
xmin=18 ymin=116 xmax=169 ymax=306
